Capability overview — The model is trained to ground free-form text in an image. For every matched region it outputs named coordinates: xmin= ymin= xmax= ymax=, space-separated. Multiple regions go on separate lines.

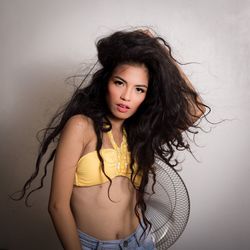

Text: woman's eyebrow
xmin=113 ymin=76 xmax=148 ymax=88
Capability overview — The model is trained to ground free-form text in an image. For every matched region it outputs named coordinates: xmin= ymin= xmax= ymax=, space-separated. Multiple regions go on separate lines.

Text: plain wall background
xmin=1 ymin=0 xmax=250 ymax=249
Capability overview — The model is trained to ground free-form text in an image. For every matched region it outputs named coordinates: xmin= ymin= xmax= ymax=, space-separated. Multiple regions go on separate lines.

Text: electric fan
xmin=144 ymin=159 xmax=190 ymax=249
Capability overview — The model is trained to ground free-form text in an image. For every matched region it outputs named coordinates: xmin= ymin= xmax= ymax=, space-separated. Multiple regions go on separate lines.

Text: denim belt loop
xmin=95 ymin=241 xmax=102 ymax=250
xmin=95 ymin=241 xmax=100 ymax=250
xmin=135 ymin=233 xmax=140 ymax=247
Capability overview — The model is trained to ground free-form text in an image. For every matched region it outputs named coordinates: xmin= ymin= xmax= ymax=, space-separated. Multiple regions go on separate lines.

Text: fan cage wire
xmin=144 ymin=160 xmax=191 ymax=249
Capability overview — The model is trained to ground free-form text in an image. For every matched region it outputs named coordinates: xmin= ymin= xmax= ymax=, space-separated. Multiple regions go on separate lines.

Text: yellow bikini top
xmin=74 ymin=128 xmax=142 ymax=187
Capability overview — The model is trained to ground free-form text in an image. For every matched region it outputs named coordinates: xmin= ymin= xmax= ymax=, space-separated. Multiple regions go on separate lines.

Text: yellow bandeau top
xmin=74 ymin=128 xmax=142 ymax=187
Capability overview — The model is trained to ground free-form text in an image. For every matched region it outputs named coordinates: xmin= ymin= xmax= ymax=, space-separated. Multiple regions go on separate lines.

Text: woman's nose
xmin=120 ymin=88 xmax=131 ymax=101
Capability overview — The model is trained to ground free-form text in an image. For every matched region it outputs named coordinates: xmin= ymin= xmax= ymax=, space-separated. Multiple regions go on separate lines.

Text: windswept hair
xmin=11 ymin=29 xmax=211 ymax=239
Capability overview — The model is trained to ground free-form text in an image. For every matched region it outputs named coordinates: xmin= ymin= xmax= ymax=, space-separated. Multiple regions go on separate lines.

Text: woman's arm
xmin=48 ymin=115 xmax=88 ymax=250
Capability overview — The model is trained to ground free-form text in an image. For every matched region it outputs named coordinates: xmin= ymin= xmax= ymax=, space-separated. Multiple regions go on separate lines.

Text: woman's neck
xmin=106 ymin=115 xmax=124 ymax=134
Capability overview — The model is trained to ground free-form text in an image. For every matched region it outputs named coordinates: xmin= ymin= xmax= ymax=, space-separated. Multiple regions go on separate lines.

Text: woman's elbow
xmin=48 ymin=201 xmax=70 ymax=215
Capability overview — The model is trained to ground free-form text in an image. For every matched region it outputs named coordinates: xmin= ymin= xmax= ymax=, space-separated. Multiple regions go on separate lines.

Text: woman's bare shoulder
xmin=61 ymin=114 xmax=95 ymax=144
xmin=66 ymin=114 xmax=93 ymax=128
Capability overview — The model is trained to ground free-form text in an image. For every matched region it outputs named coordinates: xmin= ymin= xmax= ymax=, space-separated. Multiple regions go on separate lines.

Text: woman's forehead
xmin=111 ymin=64 xmax=149 ymax=85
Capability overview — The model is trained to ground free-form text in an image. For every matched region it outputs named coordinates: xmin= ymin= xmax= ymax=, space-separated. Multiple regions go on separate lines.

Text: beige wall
xmin=1 ymin=0 xmax=250 ymax=249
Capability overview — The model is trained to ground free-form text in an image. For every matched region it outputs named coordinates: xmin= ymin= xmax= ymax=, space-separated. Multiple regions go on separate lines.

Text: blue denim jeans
xmin=77 ymin=222 xmax=156 ymax=250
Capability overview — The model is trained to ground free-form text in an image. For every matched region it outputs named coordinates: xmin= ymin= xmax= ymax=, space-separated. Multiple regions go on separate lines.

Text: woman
xmin=14 ymin=29 xmax=209 ymax=249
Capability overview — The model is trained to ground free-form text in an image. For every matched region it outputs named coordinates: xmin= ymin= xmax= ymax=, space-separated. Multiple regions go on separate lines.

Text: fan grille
xmin=145 ymin=160 xmax=190 ymax=249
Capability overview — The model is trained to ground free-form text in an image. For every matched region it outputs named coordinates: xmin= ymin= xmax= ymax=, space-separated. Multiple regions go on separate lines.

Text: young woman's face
xmin=106 ymin=64 xmax=149 ymax=121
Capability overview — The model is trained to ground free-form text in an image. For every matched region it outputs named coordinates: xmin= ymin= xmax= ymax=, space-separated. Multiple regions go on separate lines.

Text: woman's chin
xmin=108 ymin=111 xmax=131 ymax=122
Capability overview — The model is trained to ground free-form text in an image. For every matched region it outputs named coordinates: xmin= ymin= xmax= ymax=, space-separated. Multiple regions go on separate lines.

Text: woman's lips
xmin=117 ymin=104 xmax=129 ymax=113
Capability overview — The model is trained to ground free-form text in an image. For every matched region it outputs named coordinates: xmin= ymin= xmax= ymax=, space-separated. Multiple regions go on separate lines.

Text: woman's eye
xmin=114 ymin=81 xmax=124 ymax=86
xmin=136 ymin=88 xmax=145 ymax=93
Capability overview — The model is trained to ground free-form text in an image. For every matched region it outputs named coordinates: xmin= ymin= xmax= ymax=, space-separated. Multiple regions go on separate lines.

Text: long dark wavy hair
xmin=11 ymin=29 xmax=211 ymax=238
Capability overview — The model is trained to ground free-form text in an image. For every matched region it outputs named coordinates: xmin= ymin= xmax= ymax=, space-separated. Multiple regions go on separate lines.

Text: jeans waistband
xmin=77 ymin=222 xmax=152 ymax=249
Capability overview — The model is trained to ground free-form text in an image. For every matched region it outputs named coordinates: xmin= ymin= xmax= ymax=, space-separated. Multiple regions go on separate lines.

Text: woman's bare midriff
xmin=70 ymin=176 xmax=141 ymax=240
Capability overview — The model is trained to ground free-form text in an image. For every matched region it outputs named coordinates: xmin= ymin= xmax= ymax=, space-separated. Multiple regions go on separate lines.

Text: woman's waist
xmin=74 ymin=209 xmax=140 ymax=240
xmin=71 ymin=196 xmax=138 ymax=223
xmin=71 ymin=177 xmax=140 ymax=239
